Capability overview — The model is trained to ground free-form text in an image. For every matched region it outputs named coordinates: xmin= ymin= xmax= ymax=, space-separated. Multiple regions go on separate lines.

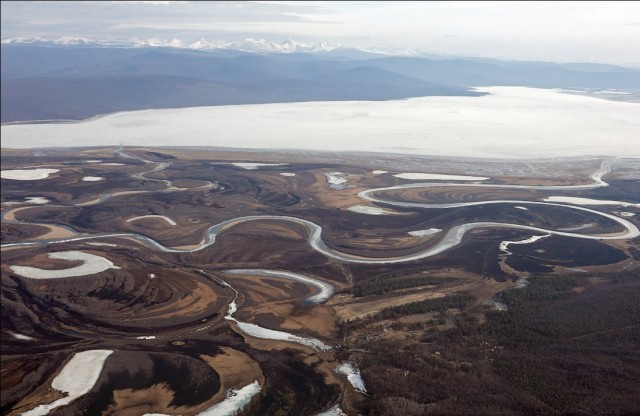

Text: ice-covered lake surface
xmin=543 ymin=196 xmax=640 ymax=207
xmin=347 ymin=205 xmax=399 ymax=215
xmin=10 ymin=251 xmax=121 ymax=279
xmin=394 ymin=173 xmax=489 ymax=181
xmin=3 ymin=87 xmax=638 ymax=159
xmin=1 ymin=169 xmax=59 ymax=180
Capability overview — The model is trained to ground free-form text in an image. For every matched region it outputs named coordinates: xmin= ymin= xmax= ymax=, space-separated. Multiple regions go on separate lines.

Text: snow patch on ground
xmin=543 ymin=196 xmax=640 ymax=207
xmin=347 ymin=205 xmax=398 ymax=215
xmin=82 ymin=176 xmax=105 ymax=182
xmin=1 ymin=169 xmax=59 ymax=180
xmin=372 ymin=170 xmax=388 ymax=175
xmin=197 ymin=380 xmax=261 ymax=416
xmin=408 ymin=228 xmax=442 ymax=237
xmin=316 ymin=404 xmax=348 ymax=416
xmin=21 ymin=350 xmax=113 ymax=416
xmin=135 ymin=336 xmax=156 ymax=340
xmin=515 ymin=206 xmax=529 ymax=211
xmin=10 ymin=251 xmax=121 ymax=279
xmin=11 ymin=332 xmax=35 ymax=341
xmin=149 ymin=273 xmax=156 ymax=279
xmin=337 ymin=363 xmax=367 ymax=394
xmin=394 ymin=173 xmax=489 ymax=181
xmin=101 ymin=163 xmax=125 ymax=166
xmin=280 ymin=172 xmax=296 ymax=177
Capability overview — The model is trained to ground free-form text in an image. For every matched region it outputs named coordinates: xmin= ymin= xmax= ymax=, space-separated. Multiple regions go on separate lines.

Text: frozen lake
xmin=1 ymin=87 xmax=638 ymax=158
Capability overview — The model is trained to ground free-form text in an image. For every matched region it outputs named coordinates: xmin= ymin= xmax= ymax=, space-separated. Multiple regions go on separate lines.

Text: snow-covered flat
xmin=127 ymin=215 xmax=177 ymax=226
xmin=347 ymin=205 xmax=398 ymax=215
xmin=197 ymin=380 xmax=261 ymax=416
xmin=1 ymin=169 xmax=59 ymax=180
xmin=4 ymin=87 xmax=636 ymax=158
xmin=543 ymin=196 xmax=640 ymax=207
xmin=10 ymin=251 xmax=121 ymax=279
xmin=21 ymin=350 xmax=113 ymax=416
xmin=408 ymin=228 xmax=442 ymax=237
xmin=82 ymin=176 xmax=105 ymax=182
xmin=394 ymin=173 xmax=489 ymax=181
xmin=336 ymin=363 xmax=367 ymax=394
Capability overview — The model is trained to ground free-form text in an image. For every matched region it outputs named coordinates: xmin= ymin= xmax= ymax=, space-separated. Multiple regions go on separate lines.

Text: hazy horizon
xmin=2 ymin=1 xmax=639 ymax=66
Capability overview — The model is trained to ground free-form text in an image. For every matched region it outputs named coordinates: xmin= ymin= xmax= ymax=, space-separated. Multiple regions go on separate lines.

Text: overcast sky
xmin=2 ymin=1 xmax=639 ymax=66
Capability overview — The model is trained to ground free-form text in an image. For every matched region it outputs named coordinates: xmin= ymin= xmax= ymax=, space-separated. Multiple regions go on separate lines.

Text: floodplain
xmin=1 ymin=146 xmax=639 ymax=415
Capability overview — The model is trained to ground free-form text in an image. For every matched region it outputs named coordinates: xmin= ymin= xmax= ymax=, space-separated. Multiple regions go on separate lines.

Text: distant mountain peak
xmin=0 ymin=36 xmax=420 ymax=57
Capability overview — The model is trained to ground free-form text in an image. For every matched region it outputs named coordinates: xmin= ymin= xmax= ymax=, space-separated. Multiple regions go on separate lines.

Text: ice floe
xmin=126 ymin=215 xmax=177 ymax=226
xmin=543 ymin=196 xmax=640 ymax=207
xmin=408 ymin=228 xmax=442 ymax=237
xmin=10 ymin=251 xmax=121 ymax=279
xmin=336 ymin=362 xmax=367 ymax=394
xmin=393 ymin=173 xmax=489 ymax=181
xmin=1 ymin=169 xmax=59 ymax=180
xmin=21 ymin=350 xmax=113 ymax=416
xmin=347 ymin=205 xmax=398 ymax=215
xmin=82 ymin=176 xmax=105 ymax=182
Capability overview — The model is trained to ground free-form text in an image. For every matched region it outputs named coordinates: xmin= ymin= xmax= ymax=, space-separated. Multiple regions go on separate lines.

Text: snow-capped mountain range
xmin=0 ymin=36 xmax=422 ymax=56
